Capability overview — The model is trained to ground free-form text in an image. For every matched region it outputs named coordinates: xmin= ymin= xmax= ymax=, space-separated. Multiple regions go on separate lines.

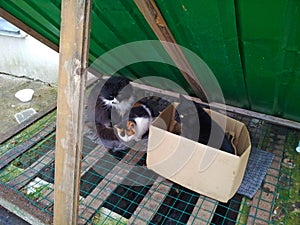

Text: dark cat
xmin=176 ymin=95 xmax=235 ymax=154
xmin=114 ymin=102 xmax=153 ymax=142
xmin=93 ymin=76 xmax=135 ymax=151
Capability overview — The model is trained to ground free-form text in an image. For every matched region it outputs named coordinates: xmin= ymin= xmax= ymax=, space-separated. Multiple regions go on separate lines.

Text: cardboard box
xmin=147 ymin=103 xmax=251 ymax=202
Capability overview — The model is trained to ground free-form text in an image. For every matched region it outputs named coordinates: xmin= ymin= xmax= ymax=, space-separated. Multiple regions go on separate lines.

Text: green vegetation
xmin=0 ymin=110 xmax=56 ymax=157
xmin=236 ymin=198 xmax=251 ymax=224
xmin=0 ymin=164 xmax=23 ymax=183
xmin=91 ymin=207 xmax=128 ymax=225
xmin=273 ymin=131 xmax=300 ymax=225
xmin=24 ymin=180 xmax=51 ymax=200
xmin=12 ymin=132 xmax=55 ymax=169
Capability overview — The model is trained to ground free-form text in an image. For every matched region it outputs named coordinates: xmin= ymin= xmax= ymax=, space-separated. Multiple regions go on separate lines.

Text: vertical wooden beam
xmin=134 ymin=0 xmax=208 ymax=102
xmin=53 ymin=0 xmax=92 ymax=224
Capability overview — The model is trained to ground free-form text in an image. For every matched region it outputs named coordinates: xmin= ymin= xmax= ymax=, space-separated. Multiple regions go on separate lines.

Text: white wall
xmin=0 ymin=34 xmax=59 ymax=84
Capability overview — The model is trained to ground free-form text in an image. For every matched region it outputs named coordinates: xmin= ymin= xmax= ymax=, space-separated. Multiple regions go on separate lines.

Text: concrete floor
xmin=0 ymin=205 xmax=29 ymax=225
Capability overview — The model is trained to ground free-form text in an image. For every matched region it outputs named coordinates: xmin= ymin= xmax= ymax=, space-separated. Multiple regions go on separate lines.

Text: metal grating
xmin=0 ymin=103 xmax=299 ymax=224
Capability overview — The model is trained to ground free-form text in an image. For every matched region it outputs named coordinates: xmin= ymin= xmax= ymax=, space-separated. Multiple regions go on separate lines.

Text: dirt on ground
xmin=0 ymin=73 xmax=57 ymax=138
xmin=0 ymin=73 xmax=57 ymax=224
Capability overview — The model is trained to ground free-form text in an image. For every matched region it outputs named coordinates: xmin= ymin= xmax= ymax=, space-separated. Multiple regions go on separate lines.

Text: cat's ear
xmin=127 ymin=121 xmax=135 ymax=129
xmin=120 ymin=76 xmax=131 ymax=85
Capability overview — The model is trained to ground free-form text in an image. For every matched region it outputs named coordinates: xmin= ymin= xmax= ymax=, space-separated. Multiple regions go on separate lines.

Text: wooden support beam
xmin=0 ymin=183 xmax=52 ymax=225
xmin=53 ymin=0 xmax=92 ymax=224
xmin=134 ymin=0 xmax=208 ymax=102
xmin=131 ymin=82 xmax=300 ymax=130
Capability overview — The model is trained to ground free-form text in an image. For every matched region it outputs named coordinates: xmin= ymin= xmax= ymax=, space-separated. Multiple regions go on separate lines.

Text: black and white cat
xmin=176 ymin=95 xmax=235 ymax=154
xmin=114 ymin=102 xmax=153 ymax=142
xmin=91 ymin=76 xmax=135 ymax=151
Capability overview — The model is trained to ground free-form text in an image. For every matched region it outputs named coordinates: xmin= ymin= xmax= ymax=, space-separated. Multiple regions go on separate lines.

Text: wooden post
xmin=134 ymin=0 xmax=208 ymax=102
xmin=53 ymin=0 xmax=92 ymax=224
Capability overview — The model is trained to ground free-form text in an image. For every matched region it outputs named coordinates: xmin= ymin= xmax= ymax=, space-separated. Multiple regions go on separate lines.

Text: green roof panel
xmin=0 ymin=0 xmax=299 ymax=122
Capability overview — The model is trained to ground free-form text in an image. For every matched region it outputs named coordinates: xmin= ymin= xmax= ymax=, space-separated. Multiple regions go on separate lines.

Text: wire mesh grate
xmin=0 ymin=107 xmax=299 ymax=224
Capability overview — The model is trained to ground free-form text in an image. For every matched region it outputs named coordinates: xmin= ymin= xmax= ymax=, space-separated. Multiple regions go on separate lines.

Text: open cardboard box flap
xmin=147 ymin=103 xmax=251 ymax=202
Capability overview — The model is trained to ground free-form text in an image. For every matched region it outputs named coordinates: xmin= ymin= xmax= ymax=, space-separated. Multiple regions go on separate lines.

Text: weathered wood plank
xmin=7 ymin=144 xmax=107 ymax=192
xmin=132 ymin=82 xmax=300 ymax=130
xmin=0 ymin=104 xmax=57 ymax=145
xmin=53 ymin=0 xmax=92 ymax=224
xmin=35 ymin=145 xmax=108 ymax=209
xmin=127 ymin=176 xmax=173 ymax=224
xmin=0 ymin=122 xmax=56 ymax=170
xmin=187 ymin=196 xmax=218 ymax=225
xmin=8 ymin=150 xmax=55 ymax=189
xmin=0 ymin=183 xmax=52 ymax=225
xmin=134 ymin=0 xmax=207 ymax=102
xmin=81 ymin=145 xmax=109 ymax=174
xmin=78 ymin=149 xmax=145 ymax=224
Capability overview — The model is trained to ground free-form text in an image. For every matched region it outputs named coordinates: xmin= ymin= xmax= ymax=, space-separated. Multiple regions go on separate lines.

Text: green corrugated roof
xmin=0 ymin=0 xmax=299 ymax=122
